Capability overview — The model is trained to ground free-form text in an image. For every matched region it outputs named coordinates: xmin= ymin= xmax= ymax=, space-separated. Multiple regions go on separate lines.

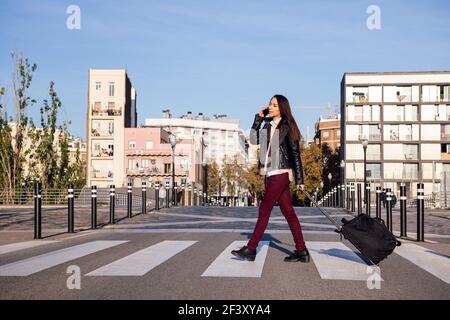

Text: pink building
xmin=124 ymin=127 xmax=203 ymax=192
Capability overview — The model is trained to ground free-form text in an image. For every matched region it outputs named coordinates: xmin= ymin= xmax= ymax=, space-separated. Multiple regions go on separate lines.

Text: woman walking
xmin=231 ymin=94 xmax=310 ymax=262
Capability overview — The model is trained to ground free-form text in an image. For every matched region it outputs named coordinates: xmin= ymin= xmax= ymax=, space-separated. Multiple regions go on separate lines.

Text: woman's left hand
xmin=296 ymin=184 xmax=305 ymax=191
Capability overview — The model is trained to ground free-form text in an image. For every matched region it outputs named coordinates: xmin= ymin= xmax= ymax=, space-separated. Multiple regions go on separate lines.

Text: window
xmin=354 ymin=106 xmax=363 ymax=121
xmin=336 ymin=129 xmax=340 ymax=137
xmin=403 ymin=163 xmax=418 ymax=179
xmin=367 ymin=144 xmax=381 ymax=160
xmin=352 ymin=87 xmax=369 ymax=103
xmin=396 ymin=87 xmax=412 ymax=103
xmin=442 ymin=144 xmax=450 ymax=153
xmin=369 ymin=125 xmax=381 ymax=141
xmin=389 ymin=125 xmax=399 ymax=141
xmin=95 ymin=82 xmax=101 ymax=90
xmin=227 ymin=131 xmax=234 ymax=139
xmin=142 ymin=159 xmax=149 ymax=168
xmin=146 ymin=141 xmax=153 ymax=149
xmin=447 ymin=105 xmax=450 ymax=121
xmin=108 ymin=122 xmax=114 ymax=134
xmin=322 ymin=131 xmax=329 ymax=138
xmin=108 ymin=82 xmax=115 ymax=97
xmin=403 ymin=144 xmax=418 ymax=160
xmin=366 ymin=163 xmax=381 ymax=179
xmin=128 ymin=141 xmax=136 ymax=149
xmin=439 ymin=85 xmax=450 ymax=102
xmin=164 ymin=163 xmax=171 ymax=174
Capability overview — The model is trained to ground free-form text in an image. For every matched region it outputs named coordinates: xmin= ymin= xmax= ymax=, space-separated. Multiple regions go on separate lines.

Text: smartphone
xmin=263 ymin=107 xmax=269 ymax=117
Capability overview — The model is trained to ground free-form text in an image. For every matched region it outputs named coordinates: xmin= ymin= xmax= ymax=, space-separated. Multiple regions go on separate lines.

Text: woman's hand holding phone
xmin=259 ymin=106 xmax=269 ymax=118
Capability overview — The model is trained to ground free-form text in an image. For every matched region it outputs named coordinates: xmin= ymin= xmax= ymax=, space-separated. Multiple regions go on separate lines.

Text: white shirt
xmin=263 ymin=116 xmax=294 ymax=182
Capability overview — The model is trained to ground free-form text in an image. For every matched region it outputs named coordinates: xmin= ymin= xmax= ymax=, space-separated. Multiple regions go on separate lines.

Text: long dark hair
xmin=271 ymin=94 xmax=301 ymax=141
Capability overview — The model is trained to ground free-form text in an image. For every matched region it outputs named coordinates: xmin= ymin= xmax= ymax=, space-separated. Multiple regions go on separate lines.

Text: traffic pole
xmin=417 ymin=183 xmax=425 ymax=242
xmin=91 ymin=185 xmax=97 ymax=229
xmin=34 ymin=181 xmax=42 ymax=239
xmin=400 ymin=183 xmax=407 ymax=237
xmin=109 ymin=185 xmax=115 ymax=224
xmin=375 ymin=186 xmax=381 ymax=219
xmin=68 ymin=184 xmax=75 ymax=233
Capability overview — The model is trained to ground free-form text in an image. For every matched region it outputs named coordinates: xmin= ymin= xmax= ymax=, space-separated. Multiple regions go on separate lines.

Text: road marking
xmin=201 ymin=241 xmax=269 ymax=278
xmin=0 ymin=240 xmax=59 ymax=255
xmin=394 ymin=244 xmax=450 ymax=284
xmin=104 ymin=228 xmax=338 ymax=235
xmin=0 ymin=241 xmax=128 ymax=276
xmin=86 ymin=240 xmax=197 ymax=276
xmin=306 ymin=241 xmax=379 ymax=281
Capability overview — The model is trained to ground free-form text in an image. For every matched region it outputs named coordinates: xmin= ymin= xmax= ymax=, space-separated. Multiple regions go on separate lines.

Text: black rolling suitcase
xmin=302 ymin=190 xmax=401 ymax=265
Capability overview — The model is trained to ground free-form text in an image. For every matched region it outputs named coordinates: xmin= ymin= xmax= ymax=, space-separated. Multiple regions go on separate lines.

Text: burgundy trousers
xmin=247 ymin=172 xmax=306 ymax=252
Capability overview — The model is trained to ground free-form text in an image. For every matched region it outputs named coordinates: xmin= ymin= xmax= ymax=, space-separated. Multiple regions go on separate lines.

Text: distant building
xmin=314 ymin=115 xmax=341 ymax=152
xmin=86 ymin=69 xmax=136 ymax=187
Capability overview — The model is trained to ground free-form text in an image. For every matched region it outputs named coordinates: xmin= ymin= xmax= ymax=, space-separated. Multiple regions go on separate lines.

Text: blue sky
xmin=1 ymin=0 xmax=449 ymax=140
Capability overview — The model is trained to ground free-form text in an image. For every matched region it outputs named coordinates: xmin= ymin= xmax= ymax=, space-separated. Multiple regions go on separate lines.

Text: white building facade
xmin=341 ymin=71 xmax=450 ymax=200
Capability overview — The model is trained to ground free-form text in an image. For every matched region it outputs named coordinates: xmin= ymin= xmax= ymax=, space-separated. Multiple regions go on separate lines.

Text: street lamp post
xmin=170 ymin=134 xmax=176 ymax=206
xmin=361 ymin=138 xmax=369 ymax=213
xmin=340 ymin=160 xmax=345 ymax=208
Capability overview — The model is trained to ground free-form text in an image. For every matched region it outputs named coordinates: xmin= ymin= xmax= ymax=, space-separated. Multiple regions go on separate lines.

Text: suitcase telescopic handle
xmin=302 ymin=189 xmax=342 ymax=231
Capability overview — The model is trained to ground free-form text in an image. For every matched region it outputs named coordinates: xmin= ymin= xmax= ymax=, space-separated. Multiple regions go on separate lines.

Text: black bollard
xmin=375 ymin=186 xmax=381 ymax=219
xmin=142 ymin=181 xmax=147 ymax=214
xmin=400 ymin=183 xmax=407 ymax=238
xmin=91 ymin=185 xmax=97 ymax=229
xmin=417 ymin=183 xmax=425 ymax=242
xmin=174 ymin=182 xmax=178 ymax=207
xmin=341 ymin=184 xmax=345 ymax=208
xmin=68 ymin=184 xmax=75 ymax=233
xmin=357 ymin=183 xmax=362 ymax=215
xmin=366 ymin=183 xmax=371 ymax=216
xmin=155 ymin=181 xmax=160 ymax=211
xmin=346 ymin=185 xmax=350 ymax=210
xmin=181 ymin=183 xmax=186 ymax=206
xmin=34 ymin=181 xmax=42 ymax=239
xmin=351 ymin=183 xmax=355 ymax=213
xmin=109 ymin=185 xmax=115 ymax=224
xmin=333 ymin=187 xmax=337 ymax=208
xmin=194 ymin=187 xmax=198 ymax=206
xmin=188 ymin=185 xmax=192 ymax=206
xmin=165 ymin=181 xmax=170 ymax=208
xmin=127 ymin=182 xmax=133 ymax=218
xmin=386 ymin=188 xmax=393 ymax=231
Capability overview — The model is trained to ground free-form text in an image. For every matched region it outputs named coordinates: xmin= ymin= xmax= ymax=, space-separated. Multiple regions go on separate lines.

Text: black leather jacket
xmin=250 ymin=114 xmax=304 ymax=185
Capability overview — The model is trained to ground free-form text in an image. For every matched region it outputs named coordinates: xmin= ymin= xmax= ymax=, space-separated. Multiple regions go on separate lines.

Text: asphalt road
xmin=0 ymin=206 xmax=449 ymax=300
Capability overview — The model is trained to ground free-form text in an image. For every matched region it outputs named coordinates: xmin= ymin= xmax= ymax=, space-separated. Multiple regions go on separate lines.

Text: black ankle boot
xmin=231 ymin=246 xmax=256 ymax=261
xmin=284 ymin=248 xmax=310 ymax=263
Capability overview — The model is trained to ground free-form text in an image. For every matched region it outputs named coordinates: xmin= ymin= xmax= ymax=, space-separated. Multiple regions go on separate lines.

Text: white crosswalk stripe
xmin=0 ymin=241 xmax=128 ymax=276
xmin=394 ymin=243 xmax=450 ymax=284
xmin=86 ymin=240 xmax=197 ymax=276
xmin=201 ymin=241 xmax=270 ymax=278
xmin=306 ymin=241 xmax=379 ymax=281
xmin=0 ymin=240 xmax=59 ymax=255
xmin=1 ymin=238 xmax=449 ymax=284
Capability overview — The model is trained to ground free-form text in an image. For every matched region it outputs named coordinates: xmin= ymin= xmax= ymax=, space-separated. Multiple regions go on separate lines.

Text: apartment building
xmin=144 ymin=110 xmax=249 ymax=168
xmin=87 ymin=69 xmax=137 ymax=187
xmin=314 ymin=115 xmax=341 ymax=152
xmin=341 ymin=71 xmax=450 ymax=198
xmin=124 ymin=127 xmax=203 ymax=193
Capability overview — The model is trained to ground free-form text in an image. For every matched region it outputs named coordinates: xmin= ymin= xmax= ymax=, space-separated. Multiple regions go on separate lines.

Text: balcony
xmin=91 ymin=128 xmax=114 ymax=137
xmin=91 ymin=169 xmax=113 ymax=179
xmin=92 ymin=108 xmax=122 ymax=117
xmin=92 ymin=148 xmax=114 ymax=158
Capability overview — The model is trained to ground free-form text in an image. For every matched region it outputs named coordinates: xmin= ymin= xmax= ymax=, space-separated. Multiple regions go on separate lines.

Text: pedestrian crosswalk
xmin=0 ymin=238 xmax=449 ymax=284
